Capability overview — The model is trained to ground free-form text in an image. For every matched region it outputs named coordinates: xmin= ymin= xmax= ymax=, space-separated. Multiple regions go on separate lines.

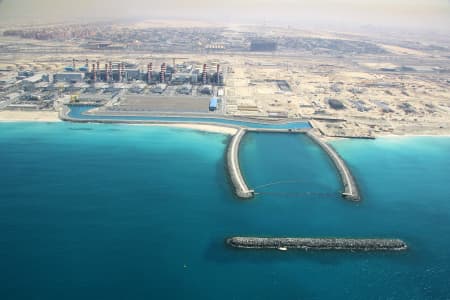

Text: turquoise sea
xmin=1 ymin=122 xmax=450 ymax=299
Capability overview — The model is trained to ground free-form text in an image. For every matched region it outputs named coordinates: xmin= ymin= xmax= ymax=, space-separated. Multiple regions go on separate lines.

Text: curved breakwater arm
xmin=306 ymin=131 xmax=360 ymax=201
xmin=226 ymin=129 xmax=254 ymax=198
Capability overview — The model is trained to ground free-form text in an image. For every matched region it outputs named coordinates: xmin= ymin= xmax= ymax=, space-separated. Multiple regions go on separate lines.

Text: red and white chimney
xmin=147 ymin=63 xmax=152 ymax=83
xmin=96 ymin=61 xmax=100 ymax=81
xmin=108 ymin=61 xmax=112 ymax=81
xmin=202 ymin=64 xmax=207 ymax=84
xmin=119 ymin=63 xmax=123 ymax=82
xmin=105 ymin=64 xmax=109 ymax=82
xmin=160 ymin=63 xmax=166 ymax=83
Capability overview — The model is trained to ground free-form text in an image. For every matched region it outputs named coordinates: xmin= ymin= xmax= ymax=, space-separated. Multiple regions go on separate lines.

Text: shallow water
xmin=0 ymin=123 xmax=449 ymax=299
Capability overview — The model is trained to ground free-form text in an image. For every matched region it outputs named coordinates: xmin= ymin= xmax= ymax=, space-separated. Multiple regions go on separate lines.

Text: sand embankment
xmin=0 ymin=110 xmax=237 ymax=134
xmin=154 ymin=123 xmax=238 ymax=135
xmin=130 ymin=123 xmax=238 ymax=135
xmin=0 ymin=111 xmax=60 ymax=122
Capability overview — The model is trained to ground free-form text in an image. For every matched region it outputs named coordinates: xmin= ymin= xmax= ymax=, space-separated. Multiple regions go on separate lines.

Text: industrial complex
xmin=1 ymin=21 xmax=450 ymax=137
xmin=1 ymin=56 xmax=228 ymax=117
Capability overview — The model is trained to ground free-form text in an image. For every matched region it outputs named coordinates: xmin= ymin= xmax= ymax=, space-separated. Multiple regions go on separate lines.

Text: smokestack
xmin=72 ymin=58 xmax=76 ymax=70
xmin=105 ymin=64 xmax=109 ymax=82
xmin=160 ymin=63 xmax=166 ymax=83
xmin=202 ymin=64 xmax=207 ymax=84
xmin=92 ymin=63 xmax=96 ymax=82
xmin=85 ymin=59 xmax=89 ymax=67
xmin=147 ymin=63 xmax=152 ymax=83
xmin=216 ymin=64 xmax=221 ymax=85
xmin=109 ymin=61 xmax=112 ymax=82
xmin=118 ymin=63 xmax=126 ymax=82
xmin=96 ymin=61 xmax=100 ymax=81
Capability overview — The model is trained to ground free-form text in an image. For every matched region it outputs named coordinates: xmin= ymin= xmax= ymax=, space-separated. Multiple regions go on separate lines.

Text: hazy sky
xmin=0 ymin=0 xmax=449 ymax=31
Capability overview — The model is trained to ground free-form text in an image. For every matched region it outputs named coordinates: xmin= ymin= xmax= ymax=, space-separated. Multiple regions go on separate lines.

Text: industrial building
xmin=53 ymin=73 xmax=84 ymax=83
xmin=76 ymin=59 xmax=224 ymax=86
xmin=209 ymin=97 xmax=218 ymax=111
xmin=250 ymin=40 xmax=278 ymax=52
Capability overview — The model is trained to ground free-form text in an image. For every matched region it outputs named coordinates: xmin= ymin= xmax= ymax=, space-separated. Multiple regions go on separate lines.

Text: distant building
xmin=171 ymin=73 xmax=192 ymax=85
xmin=53 ymin=73 xmax=84 ymax=83
xmin=205 ymin=43 xmax=225 ymax=51
xmin=23 ymin=73 xmax=46 ymax=84
xmin=250 ymin=40 xmax=277 ymax=52
xmin=200 ymin=85 xmax=212 ymax=95
xmin=125 ymin=69 xmax=141 ymax=81
xmin=85 ymin=41 xmax=112 ymax=49
xmin=18 ymin=70 xmax=34 ymax=77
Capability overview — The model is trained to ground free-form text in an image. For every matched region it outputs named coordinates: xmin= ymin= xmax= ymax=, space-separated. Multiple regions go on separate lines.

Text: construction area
xmin=105 ymin=95 xmax=220 ymax=114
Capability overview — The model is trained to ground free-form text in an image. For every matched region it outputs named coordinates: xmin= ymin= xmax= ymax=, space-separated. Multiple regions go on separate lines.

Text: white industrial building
xmin=53 ymin=73 xmax=84 ymax=83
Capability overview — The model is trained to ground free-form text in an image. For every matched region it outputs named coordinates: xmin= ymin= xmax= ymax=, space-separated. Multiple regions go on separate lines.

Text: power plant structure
xmin=250 ymin=39 xmax=278 ymax=52
xmin=55 ymin=59 xmax=225 ymax=86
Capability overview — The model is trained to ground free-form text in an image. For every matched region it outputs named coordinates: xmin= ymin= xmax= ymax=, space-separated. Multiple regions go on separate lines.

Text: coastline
xmin=322 ymin=132 xmax=450 ymax=142
xmin=2 ymin=110 xmax=450 ymax=138
xmin=0 ymin=110 xmax=237 ymax=135
xmin=0 ymin=111 xmax=61 ymax=122
xmin=131 ymin=123 xmax=238 ymax=135
xmin=379 ymin=133 xmax=450 ymax=138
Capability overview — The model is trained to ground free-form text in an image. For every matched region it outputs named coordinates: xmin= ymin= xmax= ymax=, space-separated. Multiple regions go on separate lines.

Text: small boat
xmin=277 ymin=247 xmax=288 ymax=251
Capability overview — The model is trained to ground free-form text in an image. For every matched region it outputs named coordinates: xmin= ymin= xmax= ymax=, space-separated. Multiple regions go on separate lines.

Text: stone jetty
xmin=306 ymin=131 xmax=360 ymax=201
xmin=226 ymin=128 xmax=254 ymax=198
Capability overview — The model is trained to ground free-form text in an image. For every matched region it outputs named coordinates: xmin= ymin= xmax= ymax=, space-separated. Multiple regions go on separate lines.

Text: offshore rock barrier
xmin=227 ymin=237 xmax=407 ymax=251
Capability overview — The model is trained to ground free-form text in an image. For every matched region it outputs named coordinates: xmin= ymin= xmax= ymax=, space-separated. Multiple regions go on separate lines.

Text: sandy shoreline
xmin=0 ymin=110 xmax=238 ymax=135
xmin=130 ymin=123 xmax=238 ymax=135
xmin=0 ymin=111 xmax=61 ymax=122
xmin=378 ymin=134 xmax=450 ymax=138
xmin=2 ymin=111 xmax=450 ymax=138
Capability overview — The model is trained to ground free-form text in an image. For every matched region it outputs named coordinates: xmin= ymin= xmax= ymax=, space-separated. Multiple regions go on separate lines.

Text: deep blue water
xmin=68 ymin=105 xmax=311 ymax=129
xmin=1 ymin=123 xmax=450 ymax=299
